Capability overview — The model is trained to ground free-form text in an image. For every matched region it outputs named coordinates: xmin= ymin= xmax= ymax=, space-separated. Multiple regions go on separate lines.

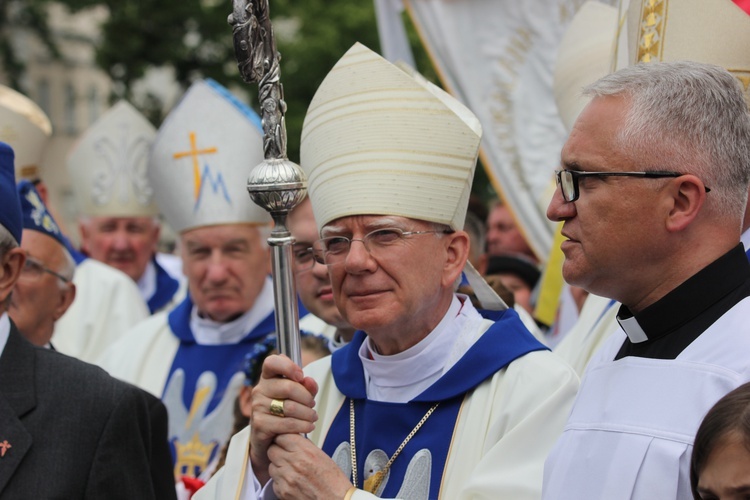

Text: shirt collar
xmin=617 ymin=244 xmax=749 ymax=343
xmin=189 ymin=276 xmax=274 ymax=345
xmin=358 ymin=295 xmax=483 ymax=402
xmin=742 ymin=227 xmax=750 ymax=253
xmin=0 ymin=313 xmax=10 ymax=359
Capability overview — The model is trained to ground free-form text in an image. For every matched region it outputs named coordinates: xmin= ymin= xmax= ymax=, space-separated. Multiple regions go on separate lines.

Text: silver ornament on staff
xmin=229 ymin=0 xmax=306 ymax=365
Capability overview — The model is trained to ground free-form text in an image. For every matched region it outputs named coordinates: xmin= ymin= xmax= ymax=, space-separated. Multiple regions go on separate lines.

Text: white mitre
xmin=67 ymin=101 xmax=158 ymax=217
xmin=553 ymin=2 xmax=618 ymax=132
xmin=0 ymin=85 xmax=52 ymax=181
xmin=623 ymin=0 xmax=750 ymax=106
xmin=300 ymin=42 xmax=482 ymax=232
xmin=148 ymin=79 xmax=270 ymax=233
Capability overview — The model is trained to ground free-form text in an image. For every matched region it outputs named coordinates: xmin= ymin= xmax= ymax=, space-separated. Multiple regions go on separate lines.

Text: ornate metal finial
xmin=228 ymin=0 xmax=307 ymax=365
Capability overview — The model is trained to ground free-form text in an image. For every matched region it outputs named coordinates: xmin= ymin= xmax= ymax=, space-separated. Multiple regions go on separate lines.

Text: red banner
xmin=734 ymin=0 xmax=750 ymax=16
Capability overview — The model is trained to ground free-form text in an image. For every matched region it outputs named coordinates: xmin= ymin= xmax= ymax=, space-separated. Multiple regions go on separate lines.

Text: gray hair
xmin=463 ymin=211 xmax=486 ymax=263
xmin=0 ymin=225 xmax=19 ymax=256
xmin=56 ymin=247 xmax=76 ymax=290
xmin=583 ymin=61 xmax=750 ymax=220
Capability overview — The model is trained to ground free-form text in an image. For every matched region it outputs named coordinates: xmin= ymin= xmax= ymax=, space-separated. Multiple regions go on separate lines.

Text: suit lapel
xmin=0 ymin=324 xmax=37 ymax=494
xmin=0 ymin=396 xmax=32 ymax=495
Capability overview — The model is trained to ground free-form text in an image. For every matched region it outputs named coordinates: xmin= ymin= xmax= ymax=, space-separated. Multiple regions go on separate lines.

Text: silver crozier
xmin=228 ymin=0 xmax=306 ymax=365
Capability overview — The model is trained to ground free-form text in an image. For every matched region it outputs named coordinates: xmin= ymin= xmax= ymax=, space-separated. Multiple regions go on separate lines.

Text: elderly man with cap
xmin=68 ymin=101 xmax=182 ymax=315
xmin=541 ymin=0 xmax=750 ymax=493
xmin=9 ymin=181 xmax=76 ymax=347
xmin=98 ymin=80 xmax=286 ymax=487
xmin=0 ymin=141 xmax=177 ymax=499
xmin=0 ymin=84 xmax=150 ymax=364
xmin=198 ymin=43 xmax=578 ymax=500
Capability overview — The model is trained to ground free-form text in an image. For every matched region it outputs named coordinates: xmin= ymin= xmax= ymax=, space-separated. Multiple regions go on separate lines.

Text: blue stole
xmin=147 ymin=258 xmax=180 ymax=314
xmin=164 ymin=294 xmax=275 ymax=477
xmin=322 ymin=308 xmax=547 ymax=498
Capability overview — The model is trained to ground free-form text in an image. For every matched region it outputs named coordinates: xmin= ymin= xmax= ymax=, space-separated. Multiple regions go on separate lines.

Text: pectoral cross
xmin=0 ymin=440 xmax=11 ymax=457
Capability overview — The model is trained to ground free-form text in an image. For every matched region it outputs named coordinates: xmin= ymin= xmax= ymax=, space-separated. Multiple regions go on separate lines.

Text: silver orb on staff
xmin=228 ymin=0 xmax=306 ymax=365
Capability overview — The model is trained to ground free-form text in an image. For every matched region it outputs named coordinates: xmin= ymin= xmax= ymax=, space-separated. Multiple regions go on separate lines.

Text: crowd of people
xmin=2 ymin=1 xmax=750 ymax=499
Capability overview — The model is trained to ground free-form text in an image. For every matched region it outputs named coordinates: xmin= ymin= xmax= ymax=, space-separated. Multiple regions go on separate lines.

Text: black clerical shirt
xmin=614 ymin=244 xmax=750 ymax=360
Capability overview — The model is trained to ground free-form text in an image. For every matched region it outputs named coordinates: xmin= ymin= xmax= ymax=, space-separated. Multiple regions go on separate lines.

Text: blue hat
xmin=0 ymin=142 xmax=23 ymax=244
xmin=17 ymin=179 xmax=65 ymax=247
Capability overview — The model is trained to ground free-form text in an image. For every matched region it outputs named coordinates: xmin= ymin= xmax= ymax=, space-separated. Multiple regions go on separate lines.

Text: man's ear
xmin=0 ymin=248 xmax=25 ymax=305
xmin=665 ymin=174 xmax=707 ymax=233
xmin=78 ymin=221 xmax=90 ymax=253
xmin=442 ymin=231 xmax=470 ymax=288
xmin=53 ymin=283 xmax=76 ymax=321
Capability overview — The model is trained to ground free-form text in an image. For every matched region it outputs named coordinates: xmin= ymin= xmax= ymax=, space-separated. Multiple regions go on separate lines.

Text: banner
xmin=404 ymin=0 xmax=617 ymax=260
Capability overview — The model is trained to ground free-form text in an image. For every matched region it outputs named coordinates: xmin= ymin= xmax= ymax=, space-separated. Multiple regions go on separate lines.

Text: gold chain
xmin=349 ymin=398 xmax=440 ymax=494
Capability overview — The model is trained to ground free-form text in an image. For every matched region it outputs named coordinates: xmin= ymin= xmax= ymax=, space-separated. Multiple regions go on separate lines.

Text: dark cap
xmin=485 ymin=254 xmax=541 ymax=289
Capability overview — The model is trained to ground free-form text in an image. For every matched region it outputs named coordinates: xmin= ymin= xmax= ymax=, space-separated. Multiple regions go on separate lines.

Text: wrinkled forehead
xmin=180 ymin=223 xmax=266 ymax=246
xmin=85 ymin=215 xmax=158 ymax=229
xmin=321 ymin=215 xmax=431 ymax=236
xmin=21 ymin=228 xmax=65 ymax=262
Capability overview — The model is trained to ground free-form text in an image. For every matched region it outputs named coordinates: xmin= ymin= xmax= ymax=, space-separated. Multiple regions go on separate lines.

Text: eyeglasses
xmin=554 ymin=169 xmax=709 ymax=203
xmin=20 ymin=254 xmax=71 ymax=283
xmin=312 ymin=227 xmax=451 ymax=267
xmin=292 ymin=244 xmax=316 ymax=273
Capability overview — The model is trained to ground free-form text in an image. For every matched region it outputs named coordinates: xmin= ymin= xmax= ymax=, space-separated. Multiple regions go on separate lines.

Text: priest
xmin=198 ymin=43 xmax=579 ymax=500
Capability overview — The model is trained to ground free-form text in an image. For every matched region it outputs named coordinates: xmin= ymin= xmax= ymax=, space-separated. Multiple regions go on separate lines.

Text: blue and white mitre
xmin=148 ymin=79 xmax=271 ymax=232
xmin=67 ymin=101 xmax=158 ymax=218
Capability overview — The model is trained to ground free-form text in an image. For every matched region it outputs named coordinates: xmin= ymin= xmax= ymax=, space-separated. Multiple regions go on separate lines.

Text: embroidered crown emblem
xmin=173 ymin=432 xmax=218 ymax=478
xmin=163 ymin=369 xmax=246 ymax=479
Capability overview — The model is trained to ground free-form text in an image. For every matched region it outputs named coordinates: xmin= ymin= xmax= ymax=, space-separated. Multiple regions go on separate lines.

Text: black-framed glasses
xmin=292 ymin=243 xmax=316 ymax=273
xmin=553 ymin=169 xmax=709 ymax=202
xmin=20 ymin=254 xmax=71 ymax=283
xmin=312 ymin=227 xmax=451 ymax=267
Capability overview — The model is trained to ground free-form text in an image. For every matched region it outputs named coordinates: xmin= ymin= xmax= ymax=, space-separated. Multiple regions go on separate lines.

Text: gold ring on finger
xmin=270 ymin=398 xmax=285 ymax=417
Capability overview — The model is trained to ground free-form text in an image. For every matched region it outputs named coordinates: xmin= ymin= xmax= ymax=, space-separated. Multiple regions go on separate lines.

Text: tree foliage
xmin=4 ymin=0 xmax=448 ymax=171
xmin=4 ymin=0 xmax=442 ymax=163
xmin=270 ymin=0 xmax=381 ymax=162
xmin=59 ymin=0 xmax=384 ymax=161
xmin=1 ymin=0 xmax=61 ymax=88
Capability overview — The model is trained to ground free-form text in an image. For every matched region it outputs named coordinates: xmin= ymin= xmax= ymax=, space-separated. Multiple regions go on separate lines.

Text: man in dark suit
xmin=0 ymin=141 xmax=176 ymax=499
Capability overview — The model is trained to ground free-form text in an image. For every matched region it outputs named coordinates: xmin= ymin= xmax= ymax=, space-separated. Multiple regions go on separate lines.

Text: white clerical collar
xmin=616 ymin=309 xmax=649 ymax=343
xmin=0 ymin=313 xmax=10 ymax=360
xmin=137 ymin=259 xmax=157 ymax=302
xmin=359 ymin=294 xmax=485 ymax=403
xmin=189 ymin=276 xmax=274 ymax=345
